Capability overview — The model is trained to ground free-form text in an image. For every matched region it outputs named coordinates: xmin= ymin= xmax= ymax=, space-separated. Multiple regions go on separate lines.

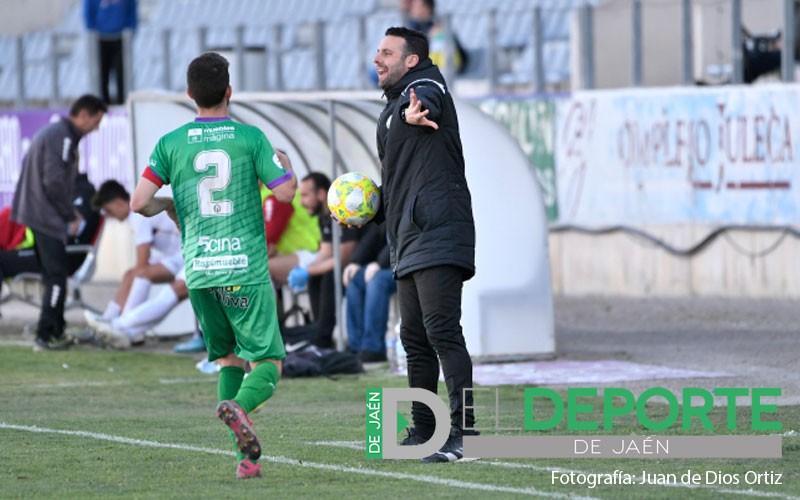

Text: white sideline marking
xmin=313 ymin=441 xmax=797 ymax=499
xmin=28 ymin=381 xmax=127 ymax=389
xmin=0 ymin=423 xmax=596 ymax=499
xmin=13 ymin=378 xmax=214 ymax=390
xmin=310 ymin=440 xmax=364 ymax=450
xmin=0 ymin=340 xmax=35 ymax=347
xmin=158 ymin=377 xmax=217 ymax=385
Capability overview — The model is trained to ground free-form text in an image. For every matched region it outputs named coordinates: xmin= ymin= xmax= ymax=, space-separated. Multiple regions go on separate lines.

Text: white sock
xmin=116 ymin=286 xmax=180 ymax=331
xmin=123 ymin=277 xmax=151 ymax=313
xmin=101 ymin=301 xmax=121 ymax=320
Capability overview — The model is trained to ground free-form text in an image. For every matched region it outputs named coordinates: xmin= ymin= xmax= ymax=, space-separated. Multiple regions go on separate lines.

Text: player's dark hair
xmin=385 ymin=26 xmax=429 ymax=62
xmin=302 ymin=172 xmax=331 ymax=192
xmin=421 ymin=0 xmax=435 ymax=12
xmin=92 ymin=179 xmax=130 ymax=210
xmin=69 ymin=94 xmax=107 ymax=117
xmin=187 ymin=52 xmax=230 ymax=108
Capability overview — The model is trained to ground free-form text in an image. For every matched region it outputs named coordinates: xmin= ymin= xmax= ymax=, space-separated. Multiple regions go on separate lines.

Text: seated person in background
xmin=287 ymin=172 xmax=361 ymax=348
xmin=264 ymin=152 xmax=321 ymax=286
xmin=343 ymin=221 xmax=395 ymax=362
xmin=1 ymin=173 xmax=101 ymax=286
xmin=88 ymin=180 xmax=183 ymax=322
xmin=87 ymin=268 xmax=189 ymax=348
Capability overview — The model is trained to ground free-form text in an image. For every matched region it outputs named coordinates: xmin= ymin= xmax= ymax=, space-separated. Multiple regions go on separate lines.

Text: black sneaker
xmin=400 ymin=427 xmax=431 ymax=446
xmin=421 ymin=434 xmax=463 ymax=463
xmin=33 ymin=336 xmax=72 ymax=351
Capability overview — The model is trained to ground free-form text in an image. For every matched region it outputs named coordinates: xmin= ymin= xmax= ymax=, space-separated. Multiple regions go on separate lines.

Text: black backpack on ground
xmin=282 ymin=345 xmax=364 ymax=379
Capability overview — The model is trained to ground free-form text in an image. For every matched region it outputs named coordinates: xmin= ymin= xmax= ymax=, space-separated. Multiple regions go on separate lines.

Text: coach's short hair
xmin=187 ymin=52 xmax=230 ymax=108
xmin=385 ymin=26 xmax=429 ymax=62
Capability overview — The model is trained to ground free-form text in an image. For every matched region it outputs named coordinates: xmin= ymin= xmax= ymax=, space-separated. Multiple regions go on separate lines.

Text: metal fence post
xmin=682 ymin=0 xmax=693 ymax=84
xmin=328 ymin=99 xmax=343 ymax=350
xmin=782 ymin=0 xmax=795 ymax=82
xmin=358 ymin=15 xmax=369 ymax=90
xmin=731 ymin=0 xmax=743 ymax=84
xmin=15 ymin=36 xmax=25 ymax=108
xmin=162 ymin=29 xmax=172 ymax=90
xmin=532 ymin=6 xmax=545 ymax=92
xmin=579 ymin=3 xmax=595 ymax=89
xmin=86 ymin=31 xmax=100 ymax=96
xmin=235 ymin=24 xmax=246 ymax=90
xmin=272 ymin=23 xmax=284 ymax=91
xmin=487 ymin=10 xmax=498 ymax=93
xmin=50 ymin=32 xmax=60 ymax=106
xmin=632 ymin=0 xmax=643 ymax=86
xmin=122 ymin=29 xmax=134 ymax=101
xmin=198 ymin=26 xmax=208 ymax=53
xmin=314 ymin=20 xmax=326 ymax=90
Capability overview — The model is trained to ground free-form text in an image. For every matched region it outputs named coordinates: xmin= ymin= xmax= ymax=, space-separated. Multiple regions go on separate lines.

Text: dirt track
xmin=554 ymin=296 xmax=800 ymax=405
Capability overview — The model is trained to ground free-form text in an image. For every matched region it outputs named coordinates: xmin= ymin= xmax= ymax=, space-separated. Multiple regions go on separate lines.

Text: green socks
xmin=234 ymin=361 xmax=280 ymax=414
xmin=218 ymin=366 xmax=246 ymax=461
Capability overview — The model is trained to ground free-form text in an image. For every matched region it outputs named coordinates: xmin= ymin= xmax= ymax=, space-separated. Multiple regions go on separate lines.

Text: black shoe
xmin=33 ymin=336 xmax=72 ymax=351
xmin=359 ymin=350 xmax=387 ymax=363
xmin=400 ymin=427 xmax=431 ymax=446
xmin=313 ymin=336 xmax=333 ymax=349
xmin=421 ymin=434 xmax=463 ymax=463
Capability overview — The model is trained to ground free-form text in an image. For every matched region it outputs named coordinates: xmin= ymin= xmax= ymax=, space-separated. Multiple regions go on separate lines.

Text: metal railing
xmin=4 ymin=1 xmax=796 ymax=107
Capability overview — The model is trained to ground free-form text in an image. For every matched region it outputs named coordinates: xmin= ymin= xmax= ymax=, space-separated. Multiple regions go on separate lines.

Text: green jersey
xmin=145 ymin=117 xmax=291 ymax=289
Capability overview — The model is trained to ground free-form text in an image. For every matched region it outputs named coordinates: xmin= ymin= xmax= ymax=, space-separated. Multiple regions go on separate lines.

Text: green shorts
xmin=188 ymin=283 xmax=285 ymax=363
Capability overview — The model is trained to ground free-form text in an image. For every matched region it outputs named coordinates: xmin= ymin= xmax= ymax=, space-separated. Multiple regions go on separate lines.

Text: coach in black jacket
xmin=374 ymin=27 xmax=475 ymax=463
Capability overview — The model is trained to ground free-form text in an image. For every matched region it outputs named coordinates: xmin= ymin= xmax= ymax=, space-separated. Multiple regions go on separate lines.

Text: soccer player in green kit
xmin=130 ymin=52 xmax=296 ymax=479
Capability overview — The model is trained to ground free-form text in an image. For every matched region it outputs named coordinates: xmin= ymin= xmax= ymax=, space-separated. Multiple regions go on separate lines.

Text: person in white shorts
xmin=88 ymin=267 xmax=189 ymax=348
xmin=88 ymin=180 xmax=183 ymax=324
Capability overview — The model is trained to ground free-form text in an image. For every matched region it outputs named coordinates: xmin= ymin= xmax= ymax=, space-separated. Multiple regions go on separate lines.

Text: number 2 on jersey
xmin=194 ymin=150 xmax=233 ymax=216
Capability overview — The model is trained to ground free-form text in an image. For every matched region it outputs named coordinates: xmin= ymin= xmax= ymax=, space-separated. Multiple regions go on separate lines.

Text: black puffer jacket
xmin=376 ymin=58 xmax=475 ymax=280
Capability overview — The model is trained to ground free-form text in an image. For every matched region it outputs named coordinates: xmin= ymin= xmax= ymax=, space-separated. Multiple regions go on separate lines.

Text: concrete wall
xmin=549 ymin=226 xmax=800 ymax=297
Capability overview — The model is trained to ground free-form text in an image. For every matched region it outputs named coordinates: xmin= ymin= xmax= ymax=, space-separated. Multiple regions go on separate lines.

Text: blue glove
xmin=288 ymin=266 xmax=309 ymax=291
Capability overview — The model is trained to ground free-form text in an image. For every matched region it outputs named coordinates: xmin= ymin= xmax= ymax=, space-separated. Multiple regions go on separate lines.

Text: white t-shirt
xmin=129 ymin=211 xmax=181 ymax=256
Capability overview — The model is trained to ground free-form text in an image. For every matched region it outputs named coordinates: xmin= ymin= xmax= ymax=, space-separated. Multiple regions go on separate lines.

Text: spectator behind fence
xmin=84 ymin=0 xmax=138 ymax=104
xmin=286 ymin=172 xmax=361 ymax=349
xmin=342 ymin=221 xmax=394 ymax=363
xmin=11 ymin=94 xmax=107 ymax=351
xmin=406 ymin=0 xmax=467 ymax=75
xmin=87 ymin=180 xmax=183 ymax=329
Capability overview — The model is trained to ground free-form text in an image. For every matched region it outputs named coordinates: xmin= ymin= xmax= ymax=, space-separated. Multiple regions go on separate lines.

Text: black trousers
xmin=308 ymin=271 xmax=336 ymax=348
xmin=397 ymin=265 xmax=474 ymax=436
xmin=0 ymin=248 xmax=40 ymax=282
xmin=31 ymin=230 xmax=69 ymax=342
xmin=99 ymin=37 xmax=124 ymax=104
